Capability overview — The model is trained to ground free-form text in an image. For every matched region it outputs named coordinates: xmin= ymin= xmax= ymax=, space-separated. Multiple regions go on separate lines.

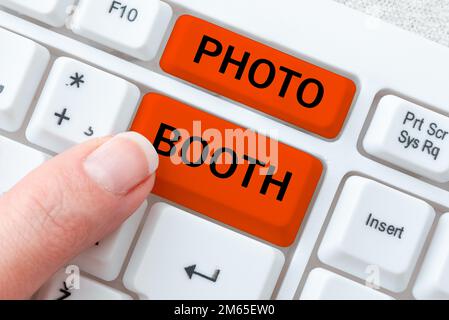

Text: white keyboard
xmin=1 ymin=0 xmax=449 ymax=300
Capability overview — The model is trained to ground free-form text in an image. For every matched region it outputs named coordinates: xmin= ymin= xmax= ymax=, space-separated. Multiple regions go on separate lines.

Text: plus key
xmin=26 ymin=57 xmax=140 ymax=153
xmin=54 ymin=108 xmax=70 ymax=126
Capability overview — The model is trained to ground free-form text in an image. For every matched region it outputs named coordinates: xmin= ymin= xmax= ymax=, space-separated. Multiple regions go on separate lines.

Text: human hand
xmin=0 ymin=132 xmax=158 ymax=299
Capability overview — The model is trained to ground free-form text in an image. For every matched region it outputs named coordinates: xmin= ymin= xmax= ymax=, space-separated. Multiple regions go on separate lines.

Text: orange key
xmin=160 ymin=15 xmax=356 ymax=139
xmin=131 ymin=93 xmax=323 ymax=247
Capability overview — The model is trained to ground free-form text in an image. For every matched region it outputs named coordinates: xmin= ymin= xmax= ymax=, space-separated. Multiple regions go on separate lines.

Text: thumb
xmin=0 ymin=132 xmax=158 ymax=299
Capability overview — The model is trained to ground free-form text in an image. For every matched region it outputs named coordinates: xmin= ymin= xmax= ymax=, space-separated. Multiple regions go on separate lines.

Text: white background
xmin=336 ymin=0 xmax=449 ymax=46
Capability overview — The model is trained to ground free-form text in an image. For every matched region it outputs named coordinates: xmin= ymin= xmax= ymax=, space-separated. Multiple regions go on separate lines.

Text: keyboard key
xmin=0 ymin=28 xmax=50 ymax=132
xmin=364 ymin=95 xmax=449 ymax=183
xmin=413 ymin=213 xmax=449 ymax=299
xmin=26 ymin=57 xmax=140 ymax=153
xmin=0 ymin=136 xmax=49 ymax=195
xmin=71 ymin=0 xmax=172 ymax=61
xmin=160 ymin=15 xmax=356 ymax=139
xmin=300 ymin=268 xmax=394 ymax=300
xmin=318 ymin=176 xmax=434 ymax=292
xmin=0 ymin=0 xmax=75 ymax=27
xmin=36 ymin=268 xmax=132 ymax=300
xmin=131 ymin=94 xmax=323 ymax=246
xmin=123 ymin=203 xmax=284 ymax=299
xmin=71 ymin=202 xmax=147 ymax=281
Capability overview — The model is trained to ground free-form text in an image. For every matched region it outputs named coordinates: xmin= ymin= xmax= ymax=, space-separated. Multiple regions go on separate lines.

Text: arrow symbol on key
xmin=185 ymin=265 xmax=220 ymax=283
xmin=0 ymin=85 xmax=4 ymax=94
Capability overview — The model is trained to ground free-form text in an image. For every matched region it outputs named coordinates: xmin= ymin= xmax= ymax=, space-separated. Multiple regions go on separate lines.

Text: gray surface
xmin=335 ymin=0 xmax=449 ymax=47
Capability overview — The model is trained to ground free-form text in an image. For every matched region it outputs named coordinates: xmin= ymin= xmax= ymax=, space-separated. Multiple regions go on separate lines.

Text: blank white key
xmin=124 ymin=203 xmax=285 ymax=300
xmin=71 ymin=201 xmax=147 ymax=281
xmin=36 ymin=268 xmax=132 ymax=300
xmin=300 ymin=268 xmax=394 ymax=300
xmin=0 ymin=136 xmax=49 ymax=194
xmin=0 ymin=0 xmax=75 ymax=27
xmin=26 ymin=57 xmax=140 ymax=153
xmin=71 ymin=0 xmax=172 ymax=61
xmin=318 ymin=176 xmax=434 ymax=292
xmin=0 ymin=27 xmax=49 ymax=132
xmin=364 ymin=95 xmax=449 ymax=183
xmin=413 ymin=213 xmax=449 ymax=299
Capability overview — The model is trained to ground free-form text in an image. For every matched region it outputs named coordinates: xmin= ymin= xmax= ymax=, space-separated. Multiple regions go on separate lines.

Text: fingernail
xmin=84 ymin=132 xmax=159 ymax=195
